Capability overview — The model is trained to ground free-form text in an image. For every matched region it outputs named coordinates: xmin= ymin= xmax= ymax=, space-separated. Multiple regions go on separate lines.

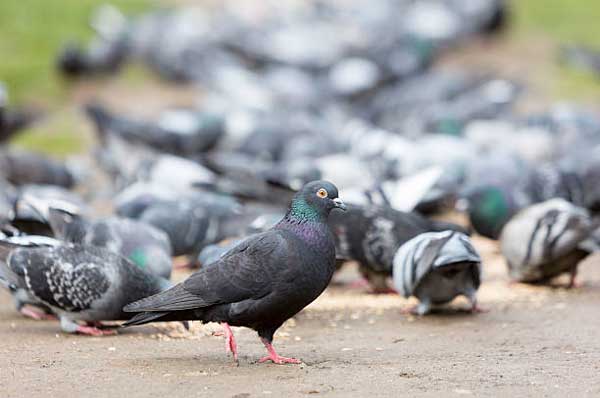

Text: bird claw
xmin=258 ymin=355 xmax=302 ymax=365
xmin=400 ymin=305 xmax=419 ymax=316
xmin=20 ymin=307 xmax=57 ymax=321
xmin=75 ymin=325 xmax=118 ymax=336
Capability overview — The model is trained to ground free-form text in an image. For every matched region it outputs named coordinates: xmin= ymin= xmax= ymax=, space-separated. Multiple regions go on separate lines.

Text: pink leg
xmin=75 ymin=325 xmax=117 ymax=336
xmin=20 ymin=306 xmax=57 ymax=321
xmin=258 ymin=338 xmax=301 ymax=365
xmin=221 ymin=323 xmax=238 ymax=363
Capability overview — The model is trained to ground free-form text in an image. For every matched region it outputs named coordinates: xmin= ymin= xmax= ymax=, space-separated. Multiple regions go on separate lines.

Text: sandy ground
xmin=1 ymin=237 xmax=600 ymax=398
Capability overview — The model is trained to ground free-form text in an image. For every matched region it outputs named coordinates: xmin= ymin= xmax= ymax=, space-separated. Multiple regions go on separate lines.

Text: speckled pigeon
xmin=123 ymin=180 xmax=346 ymax=364
xmin=392 ymin=231 xmax=482 ymax=315
xmin=0 ymin=235 xmax=171 ymax=335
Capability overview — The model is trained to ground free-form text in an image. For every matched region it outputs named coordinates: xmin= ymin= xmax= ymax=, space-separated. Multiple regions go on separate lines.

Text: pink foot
xmin=75 ymin=325 xmax=117 ymax=336
xmin=348 ymin=278 xmax=370 ymax=289
xmin=221 ymin=323 xmax=239 ymax=363
xmin=20 ymin=307 xmax=57 ymax=321
xmin=400 ymin=305 xmax=419 ymax=315
xmin=470 ymin=304 xmax=489 ymax=313
xmin=258 ymin=338 xmax=301 ymax=365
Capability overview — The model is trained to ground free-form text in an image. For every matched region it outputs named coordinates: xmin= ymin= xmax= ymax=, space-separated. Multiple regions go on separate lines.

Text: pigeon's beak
xmin=332 ymin=198 xmax=347 ymax=211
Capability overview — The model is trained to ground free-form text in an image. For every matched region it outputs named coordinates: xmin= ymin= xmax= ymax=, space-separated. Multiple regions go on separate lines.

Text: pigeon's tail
xmin=123 ymin=283 xmax=206 ymax=313
xmin=122 ymin=311 xmax=171 ymax=327
xmin=122 ymin=310 xmax=193 ymax=328
xmin=429 ymin=220 xmax=470 ymax=236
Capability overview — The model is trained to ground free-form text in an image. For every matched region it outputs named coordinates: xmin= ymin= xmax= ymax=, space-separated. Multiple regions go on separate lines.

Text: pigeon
xmin=0 ymin=149 xmax=75 ymax=188
xmin=85 ymin=103 xmax=224 ymax=156
xmin=20 ymin=195 xmax=173 ymax=279
xmin=329 ymin=204 xmax=469 ymax=292
xmin=0 ymin=235 xmax=171 ymax=335
xmin=392 ymin=231 xmax=482 ymax=315
xmin=123 ymin=180 xmax=346 ymax=364
xmin=0 ymin=83 xmax=38 ymax=144
xmin=11 ymin=185 xmax=87 ymax=236
xmin=465 ymin=184 xmax=531 ymax=240
xmin=500 ymin=199 xmax=593 ymax=286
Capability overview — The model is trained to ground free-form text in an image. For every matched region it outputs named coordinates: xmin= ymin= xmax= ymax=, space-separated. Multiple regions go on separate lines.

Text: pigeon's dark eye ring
xmin=316 ymin=188 xmax=328 ymax=198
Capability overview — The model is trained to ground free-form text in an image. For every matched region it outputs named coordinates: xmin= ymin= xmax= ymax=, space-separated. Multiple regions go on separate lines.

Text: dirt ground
xmin=1 ymin=236 xmax=600 ymax=398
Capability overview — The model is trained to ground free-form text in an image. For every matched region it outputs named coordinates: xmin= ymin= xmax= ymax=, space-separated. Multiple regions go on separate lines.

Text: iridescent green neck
xmin=287 ymin=198 xmax=323 ymax=223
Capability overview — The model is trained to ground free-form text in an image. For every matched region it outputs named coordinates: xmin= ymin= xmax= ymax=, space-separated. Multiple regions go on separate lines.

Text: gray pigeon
xmin=0 ymin=149 xmax=75 ymax=188
xmin=392 ymin=231 xmax=482 ymax=315
xmin=500 ymin=199 xmax=593 ymax=286
xmin=123 ymin=180 xmax=346 ymax=364
xmin=0 ymin=235 xmax=171 ymax=335
xmin=85 ymin=103 xmax=224 ymax=157
xmin=21 ymin=195 xmax=173 ymax=279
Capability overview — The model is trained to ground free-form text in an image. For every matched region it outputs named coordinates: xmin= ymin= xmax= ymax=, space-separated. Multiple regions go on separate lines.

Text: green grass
xmin=512 ymin=0 xmax=600 ymax=102
xmin=513 ymin=0 xmax=600 ymax=47
xmin=0 ymin=0 xmax=151 ymax=105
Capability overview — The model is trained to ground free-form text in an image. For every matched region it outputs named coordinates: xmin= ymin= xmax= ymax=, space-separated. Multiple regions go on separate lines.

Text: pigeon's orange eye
xmin=316 ymin=188 xmax=328 ymax=198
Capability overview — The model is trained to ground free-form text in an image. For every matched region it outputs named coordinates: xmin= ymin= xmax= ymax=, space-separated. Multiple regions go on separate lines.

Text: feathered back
xmin=392 ymin=231 xmax=481 ymax=298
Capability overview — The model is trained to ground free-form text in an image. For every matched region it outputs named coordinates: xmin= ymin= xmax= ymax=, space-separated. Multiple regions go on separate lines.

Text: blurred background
xmin=1 ymin=0 xmax=600 ymax=157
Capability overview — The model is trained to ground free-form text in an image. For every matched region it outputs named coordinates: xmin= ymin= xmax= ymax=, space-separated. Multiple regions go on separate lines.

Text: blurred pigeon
xmin=57 ymin=5 xmax=129 ymax=77
xmin=329 ymin=204 xmax=469 ymax=292
xmin=500 ymin=199 xmax=593 ymax=286
xmin=0 ymin=150 xmax=75 ymax=188
xmin=123 ymin=181 xmax=346 ymax=364
xmin=11 ymin=185 xmax=87 ymax=236
xmin=0 ymin=235 xmax=171 ymax=335
xmin=21 ymin=195 xmax=173 ymax=279
xmin=0 ymin=83 xmax=38 ymax=143
xmin=392 ymin=231 xmax=482 ymax=315
xmin=85 ymin=103 xmax=224 ymax=156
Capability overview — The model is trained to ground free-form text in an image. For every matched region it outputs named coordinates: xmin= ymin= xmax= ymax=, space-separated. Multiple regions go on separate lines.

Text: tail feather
xmin=123 ymin=284 xmax=208 ymax=313
xmin=122 ymin=311 xmax=171 ymax=327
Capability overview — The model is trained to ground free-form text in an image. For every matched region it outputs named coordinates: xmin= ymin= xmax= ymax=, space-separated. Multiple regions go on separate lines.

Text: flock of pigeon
xmin=1 ymin=0 xmax=600 ymax=364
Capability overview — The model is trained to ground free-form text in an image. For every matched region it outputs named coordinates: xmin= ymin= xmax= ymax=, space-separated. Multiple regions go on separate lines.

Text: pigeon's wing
xmin=10 ymin=246 xmax=112 ymax=312
xmin=124 ymin=231 xmax=285 ymax=312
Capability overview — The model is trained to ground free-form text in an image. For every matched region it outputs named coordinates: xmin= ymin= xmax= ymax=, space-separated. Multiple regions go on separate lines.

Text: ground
xmin=1 ymin=238 xmax=600 ymax=397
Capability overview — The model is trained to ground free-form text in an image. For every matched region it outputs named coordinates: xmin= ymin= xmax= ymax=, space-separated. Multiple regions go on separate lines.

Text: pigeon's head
xmin=289 ymin=180 xmax=346 ymax=221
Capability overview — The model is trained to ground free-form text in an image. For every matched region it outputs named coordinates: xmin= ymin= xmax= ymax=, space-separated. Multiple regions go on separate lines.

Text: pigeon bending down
xmin=0 ymin=235 xmax=57 ymax=320
xmin=500 ymin=199 xmax=593 ymax=287
xmin=123 ymin=180 xmax=346 ymax=364
xmin=392 ymin=231 xmax=482 ymax=315
xmin=329 ymin=204 xmax=469 ymax=292
xmin=0 ymin=236 xmax=171 ymax=335
xmin=20 ymin=195 xmax=173 ymax=279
